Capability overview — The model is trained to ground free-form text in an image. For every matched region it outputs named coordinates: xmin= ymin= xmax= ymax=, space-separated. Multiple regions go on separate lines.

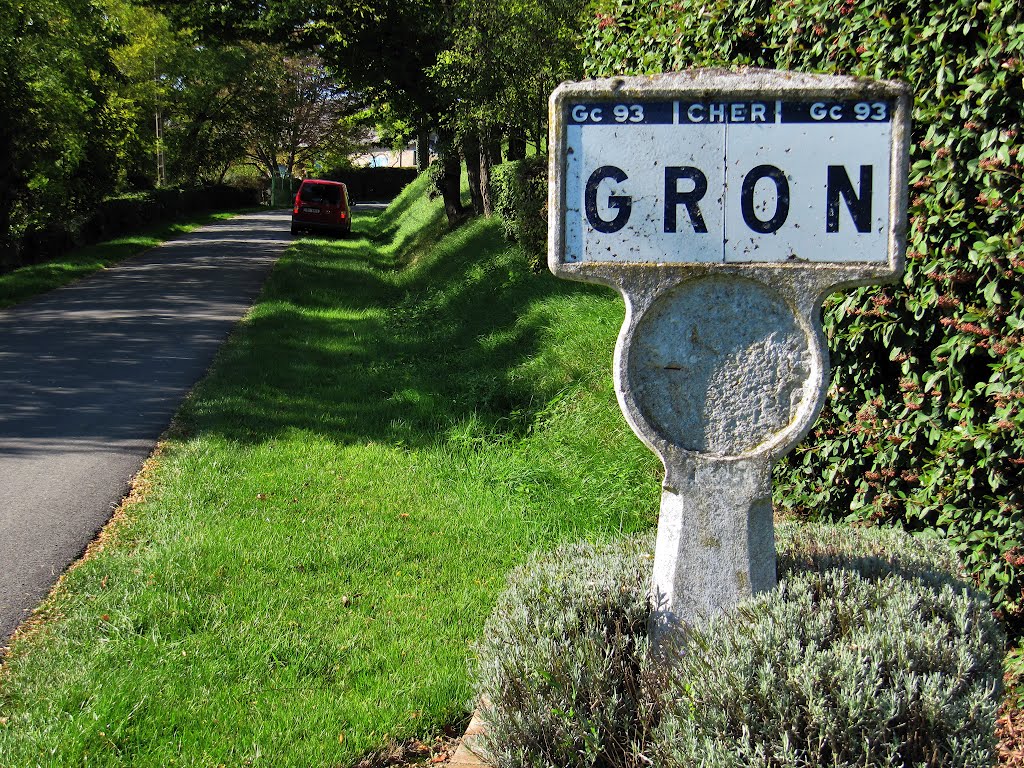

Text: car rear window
xmin=299 ymin=183 xmax=343 ymax=206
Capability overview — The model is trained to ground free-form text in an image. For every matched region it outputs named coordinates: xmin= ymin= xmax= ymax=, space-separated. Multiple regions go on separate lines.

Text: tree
xmin=275 ymin=0 xmax=467 ymax=221
xmin=156 ymin=43 xmax=277 ymax=184
xmin=0 ymin=0 xmax=128 ymax=262
xmin=104 ymin=3 xmax=262 ymax=186
xmin=429 ymin=0 xmax=590 ymax=214
xmin=107 ymin=7 xmax=361 ymax=186
xmin=241 ymin=53 xmax=367 ymax=181
xmin=148 ymin=0 xmax=590 ymax=226
xmin=149 ymin=0 xmax=468 ymax=223
xmin=103 ymin=0 xmax=182 ymax=187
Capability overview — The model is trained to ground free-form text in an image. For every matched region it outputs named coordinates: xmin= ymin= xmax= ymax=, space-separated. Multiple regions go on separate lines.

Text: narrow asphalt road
xmin=0 ymin=209 xmax=293 ymax=645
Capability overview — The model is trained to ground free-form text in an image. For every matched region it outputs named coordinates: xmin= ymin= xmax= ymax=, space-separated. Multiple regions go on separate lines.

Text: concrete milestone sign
xmin=549 ymin=70 xmax=910 ymax=642
xmin=562 ymin=88 xmax=896 ymax=264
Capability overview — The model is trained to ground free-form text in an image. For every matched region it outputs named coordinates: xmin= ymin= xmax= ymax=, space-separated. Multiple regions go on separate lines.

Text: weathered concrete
xmin=650 ymin=457 xmax=775 ymax=632
xmin=627 ymin=276 xmax=812 ymax=456
xmin=613 ymin=266 xmax=839 ymax=637
xmin=548 ymin=69 xmax=910 ymax=640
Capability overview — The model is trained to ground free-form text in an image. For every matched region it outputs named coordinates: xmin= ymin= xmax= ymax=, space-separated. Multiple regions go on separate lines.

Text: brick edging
xmin=448 ymin=710 xmax=490 ymax=767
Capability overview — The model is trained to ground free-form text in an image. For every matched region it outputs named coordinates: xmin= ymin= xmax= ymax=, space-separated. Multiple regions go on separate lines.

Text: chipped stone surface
xmin=627 ymin=276 xmax=811 ymax=456
xmin=449 ymin=711 xmax=489 ymax=767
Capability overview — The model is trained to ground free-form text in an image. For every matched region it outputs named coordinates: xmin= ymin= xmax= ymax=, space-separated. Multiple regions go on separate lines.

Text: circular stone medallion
xmin=626 ymin=276 xmax=813 ymax=457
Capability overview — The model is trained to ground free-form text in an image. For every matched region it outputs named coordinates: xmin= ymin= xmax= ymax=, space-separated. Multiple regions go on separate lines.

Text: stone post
xmin=650 ymin=457 xmax=775 ymax=633
xmin=547 ymin=69 xmax=911 ymax=646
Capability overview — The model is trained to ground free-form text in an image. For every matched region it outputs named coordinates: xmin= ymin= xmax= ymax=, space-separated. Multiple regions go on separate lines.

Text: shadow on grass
xmin=364 ymin=181 xmax=426 ymax=235
xmin=174 ymin=203 xmax=613 ymax=450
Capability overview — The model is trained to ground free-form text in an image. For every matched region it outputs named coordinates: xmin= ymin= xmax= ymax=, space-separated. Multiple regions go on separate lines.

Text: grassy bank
xmin=0 ymin=175 xmax=659 ymax=765
xmin=0 ymin=211 xmax=249 ymax=309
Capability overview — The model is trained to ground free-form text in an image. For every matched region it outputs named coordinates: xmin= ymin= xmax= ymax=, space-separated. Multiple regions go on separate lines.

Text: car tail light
xmin=340 ymin=212 xmax=347 ymax=220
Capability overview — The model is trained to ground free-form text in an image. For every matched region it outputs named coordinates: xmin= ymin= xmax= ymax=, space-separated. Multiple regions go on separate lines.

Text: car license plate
xmin=302 ymin=207 xmax=320 ymax=213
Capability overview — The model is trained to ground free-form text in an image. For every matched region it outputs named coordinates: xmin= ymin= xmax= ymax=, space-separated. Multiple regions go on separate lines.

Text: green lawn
xmin=0 ymin=211 xmax=249 ymax=309
xmin=0 ymin=175 xmax=659 ymax=766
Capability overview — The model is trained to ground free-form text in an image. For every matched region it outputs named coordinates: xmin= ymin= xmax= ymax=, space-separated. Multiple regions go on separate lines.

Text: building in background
xmin=351 ymin=135 xmax=433 ymax=168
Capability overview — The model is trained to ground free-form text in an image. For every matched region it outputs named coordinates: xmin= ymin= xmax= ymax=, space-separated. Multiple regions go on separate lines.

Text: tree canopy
xmin=1 ymin=0 xmax=126 ymax=254
xmin=151 ymin=0 xmax=592 ymax=222
xmin=1 ymin=0 xmax=374 ymax=265
xmin=1 ymin=0 xmax=591 ymax=262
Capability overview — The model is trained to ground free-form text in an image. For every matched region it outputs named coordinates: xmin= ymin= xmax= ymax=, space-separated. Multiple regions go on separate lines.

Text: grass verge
xmin=0 ymin=175 xmax=659 ymax=766
xmin=0 ymin=211 xmax=251 ymax=309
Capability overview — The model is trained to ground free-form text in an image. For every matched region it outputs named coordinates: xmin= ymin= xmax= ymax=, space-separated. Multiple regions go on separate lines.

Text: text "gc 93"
xmin=571 ymin=104 xmax=645 ymax=124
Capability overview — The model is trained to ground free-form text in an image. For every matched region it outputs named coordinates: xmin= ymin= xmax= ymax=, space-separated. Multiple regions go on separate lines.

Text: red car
xmin=291 ymin=179 xmax=352 ymax=237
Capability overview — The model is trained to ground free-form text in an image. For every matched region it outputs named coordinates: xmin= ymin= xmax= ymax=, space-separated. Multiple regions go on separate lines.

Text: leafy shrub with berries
xmin=583 ymin=0 xmax=1024 ymax=638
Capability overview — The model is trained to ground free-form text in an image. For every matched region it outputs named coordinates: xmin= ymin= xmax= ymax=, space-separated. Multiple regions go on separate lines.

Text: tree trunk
xmin=486 ymin=135 xmax=502 ymax=167
xmin=416 ymin=126 xmax=430 ymax=172
xmin=0 ymin=182 xmax=16 ymax=270
xmin=463 ymin=132 xmax=484 ymax=216
xmin=480 ymin=127 xmax=497 ymax=217
xmin=507 ymin=128 xmax=527 ymax=161
xmin=537 ymin=85 xmax=546 ymax=154
xmin=0 ymin=141 xmax=21 ymax=269
xmin=437 ymin=130 xmax=466 ymax=227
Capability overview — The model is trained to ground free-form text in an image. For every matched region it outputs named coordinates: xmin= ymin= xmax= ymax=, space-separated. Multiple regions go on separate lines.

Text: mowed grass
xmin=0 ymin=174 xmax=660 ymax=766
xmin=0 ymin=211 xmax=247 ymax=309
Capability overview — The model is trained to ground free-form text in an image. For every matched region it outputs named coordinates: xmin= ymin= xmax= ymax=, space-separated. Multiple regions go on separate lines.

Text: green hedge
xmin=583 ymin=0 xmax=1024 ymax=635
xmin=6 ymin=185 xmax=260 ymax=271
xmin=323 ymin=166 xmax=418 ymax=202
xmin=491 ymin=157 xmax=549 ymax=271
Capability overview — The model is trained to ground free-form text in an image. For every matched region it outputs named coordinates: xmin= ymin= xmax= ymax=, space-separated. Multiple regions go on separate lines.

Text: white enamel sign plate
xmin=561 ymin=98 xmax=896 ymax=264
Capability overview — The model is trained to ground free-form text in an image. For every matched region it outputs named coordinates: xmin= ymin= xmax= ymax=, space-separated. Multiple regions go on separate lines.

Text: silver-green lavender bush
xmin=654 ymin=568 xmax=1002 ymax=766
xmin=472 ymin=533 xmax=658 ymax=768
xmin=473 ymin=524 xmax=1004 ymax=768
